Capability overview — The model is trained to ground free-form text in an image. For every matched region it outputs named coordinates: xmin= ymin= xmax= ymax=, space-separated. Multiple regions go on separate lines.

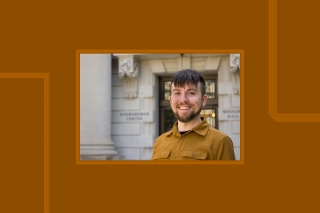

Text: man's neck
xmin=177 ymin=116 xmax=202 ymax=132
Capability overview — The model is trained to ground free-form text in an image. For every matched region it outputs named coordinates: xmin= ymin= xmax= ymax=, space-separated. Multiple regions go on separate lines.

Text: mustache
xmin=176 ymin=102 xmax=192 ymax=106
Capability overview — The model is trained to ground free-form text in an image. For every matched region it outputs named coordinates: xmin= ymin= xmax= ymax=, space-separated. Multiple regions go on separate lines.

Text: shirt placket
xmin=172 ymin=135 xmax=185 ymax=160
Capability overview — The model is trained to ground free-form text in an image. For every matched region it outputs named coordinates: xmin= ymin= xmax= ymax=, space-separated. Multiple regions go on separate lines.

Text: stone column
xmin=80 ymin=54 xmax=118 ymax=160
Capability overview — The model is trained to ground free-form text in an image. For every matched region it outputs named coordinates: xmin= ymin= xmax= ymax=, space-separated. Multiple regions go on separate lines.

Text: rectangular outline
xmin=5 ymin=0 xmax=315 ymax=211
xmin=76 ymin=50 xmax=244 ymax=165
xmin=0 ymin=73 xmax=50 ymax=213
xmin=268 ymin=0 xmax=320 ymax=122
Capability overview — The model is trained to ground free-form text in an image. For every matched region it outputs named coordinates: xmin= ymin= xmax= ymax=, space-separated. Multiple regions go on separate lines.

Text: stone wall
xmin=218 ymin=55 xmax=240 ymax=160
xmin=111 ymin=58 xmax=155 ymax=160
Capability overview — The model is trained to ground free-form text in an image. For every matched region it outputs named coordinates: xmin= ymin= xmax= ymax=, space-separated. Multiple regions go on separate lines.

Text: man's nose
xmin=180 ymin=93 xmax=189 ymax=102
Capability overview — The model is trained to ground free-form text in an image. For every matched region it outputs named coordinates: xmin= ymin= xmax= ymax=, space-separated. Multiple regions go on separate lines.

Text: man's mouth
xmin=178 ymin=106 xmax=191 ymax=110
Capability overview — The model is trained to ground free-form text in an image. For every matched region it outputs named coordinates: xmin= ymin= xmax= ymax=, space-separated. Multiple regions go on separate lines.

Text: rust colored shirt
xmin=151 ymin=119 xmax=236 ymax=160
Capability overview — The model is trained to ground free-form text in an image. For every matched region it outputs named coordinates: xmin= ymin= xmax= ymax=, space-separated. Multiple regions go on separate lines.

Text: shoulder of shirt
xmin=165 ymin=129 xmax=173 ymax=136
xmin=206 ymin=125 xmax=229 ymax=139
xmin=153 ymin=130 xmax=172 ymax=149
xmin=155 ymin=129 xmax=173 ymax=140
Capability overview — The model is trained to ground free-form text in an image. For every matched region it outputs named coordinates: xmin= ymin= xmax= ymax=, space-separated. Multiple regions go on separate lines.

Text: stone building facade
xmin=80 ymin=53 xmax=241 ymax=160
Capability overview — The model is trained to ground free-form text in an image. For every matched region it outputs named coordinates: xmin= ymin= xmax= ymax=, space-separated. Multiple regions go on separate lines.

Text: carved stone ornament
xmin=117 ymin=55 xmax=140 ymax=99
xmin=119 ymin=57 xmax=139 ymax=79
xmin=230 ymin=54 xmax=240 ymax=73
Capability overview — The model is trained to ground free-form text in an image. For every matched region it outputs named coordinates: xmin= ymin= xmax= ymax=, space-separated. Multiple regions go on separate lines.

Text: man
xmin=151 ymin=69 xmax=236 ymax=160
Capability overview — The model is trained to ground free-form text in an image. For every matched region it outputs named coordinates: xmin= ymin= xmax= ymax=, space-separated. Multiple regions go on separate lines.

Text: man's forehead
xmin=171 ymin=82 xmax=199 ymax=90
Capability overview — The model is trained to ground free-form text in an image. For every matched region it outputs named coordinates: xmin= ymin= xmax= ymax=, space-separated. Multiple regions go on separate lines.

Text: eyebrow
xmin=172 ymin=88 xmax=198 ymax=92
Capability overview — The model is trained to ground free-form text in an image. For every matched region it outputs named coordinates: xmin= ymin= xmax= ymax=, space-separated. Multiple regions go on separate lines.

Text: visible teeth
xmin=179 ymin=106 xmax=190 ymax=109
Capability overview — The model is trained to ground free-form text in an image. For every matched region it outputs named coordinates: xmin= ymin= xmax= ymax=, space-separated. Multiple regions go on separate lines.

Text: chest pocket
xmin=152 ymin=151 xmax=171 ymax=160
xmin=180 ymin=150 xmax=207 ymax=160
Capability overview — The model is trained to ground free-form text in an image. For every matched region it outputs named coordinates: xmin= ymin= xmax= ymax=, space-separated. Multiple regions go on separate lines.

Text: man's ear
xmin=169 ymin=95 xmax=173 ymax=108
xmin=202 ymin=94 xmax=208 ymax=107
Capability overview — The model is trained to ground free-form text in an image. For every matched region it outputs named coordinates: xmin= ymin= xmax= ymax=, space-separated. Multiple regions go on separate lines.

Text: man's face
xmin=169 ymin=82 xmax=207 ymax=123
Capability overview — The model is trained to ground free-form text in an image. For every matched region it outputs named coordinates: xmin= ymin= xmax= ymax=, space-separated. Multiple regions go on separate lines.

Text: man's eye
xmin=174 ymin=92 xmax=180 ymax=95
xmin=188 ymin=92 xmax=195 ymax=95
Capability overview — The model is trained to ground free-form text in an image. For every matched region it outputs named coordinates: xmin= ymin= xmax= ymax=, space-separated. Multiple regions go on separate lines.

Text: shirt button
xmin=174 ymin=156 xmax=177 ymax=159
xmin=192 ymin=153 xmax=195 ymax=157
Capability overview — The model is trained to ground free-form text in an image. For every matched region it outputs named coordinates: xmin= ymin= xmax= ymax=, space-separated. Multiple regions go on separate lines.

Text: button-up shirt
xmin=151 ymin=119 xmax=236 ymax=160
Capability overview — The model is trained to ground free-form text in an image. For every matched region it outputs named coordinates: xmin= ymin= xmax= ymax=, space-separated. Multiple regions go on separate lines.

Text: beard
xmin=173 ymin=106 xmax=202 ymax=123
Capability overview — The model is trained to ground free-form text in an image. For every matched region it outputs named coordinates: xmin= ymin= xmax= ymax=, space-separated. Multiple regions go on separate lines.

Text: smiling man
xmin=151 ymin=69 xmax=236 ymax=160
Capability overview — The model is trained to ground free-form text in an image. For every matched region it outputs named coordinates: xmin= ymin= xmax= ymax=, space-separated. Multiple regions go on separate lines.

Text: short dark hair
xmin=171 ymin=69 xmax=206 ymax=96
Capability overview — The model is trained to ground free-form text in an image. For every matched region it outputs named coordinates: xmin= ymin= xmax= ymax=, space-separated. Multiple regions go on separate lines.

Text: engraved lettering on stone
xmin=220 ymin=109 xmax=240 ymax=120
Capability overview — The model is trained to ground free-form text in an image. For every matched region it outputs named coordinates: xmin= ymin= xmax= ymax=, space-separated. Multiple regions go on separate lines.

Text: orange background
xmin=1 ymin=0 xmax=320 ymax=212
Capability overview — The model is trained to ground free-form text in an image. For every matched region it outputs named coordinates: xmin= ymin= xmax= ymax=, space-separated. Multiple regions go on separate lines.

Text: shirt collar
xmin=165 ymin=118 xmax=209 ymax=137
